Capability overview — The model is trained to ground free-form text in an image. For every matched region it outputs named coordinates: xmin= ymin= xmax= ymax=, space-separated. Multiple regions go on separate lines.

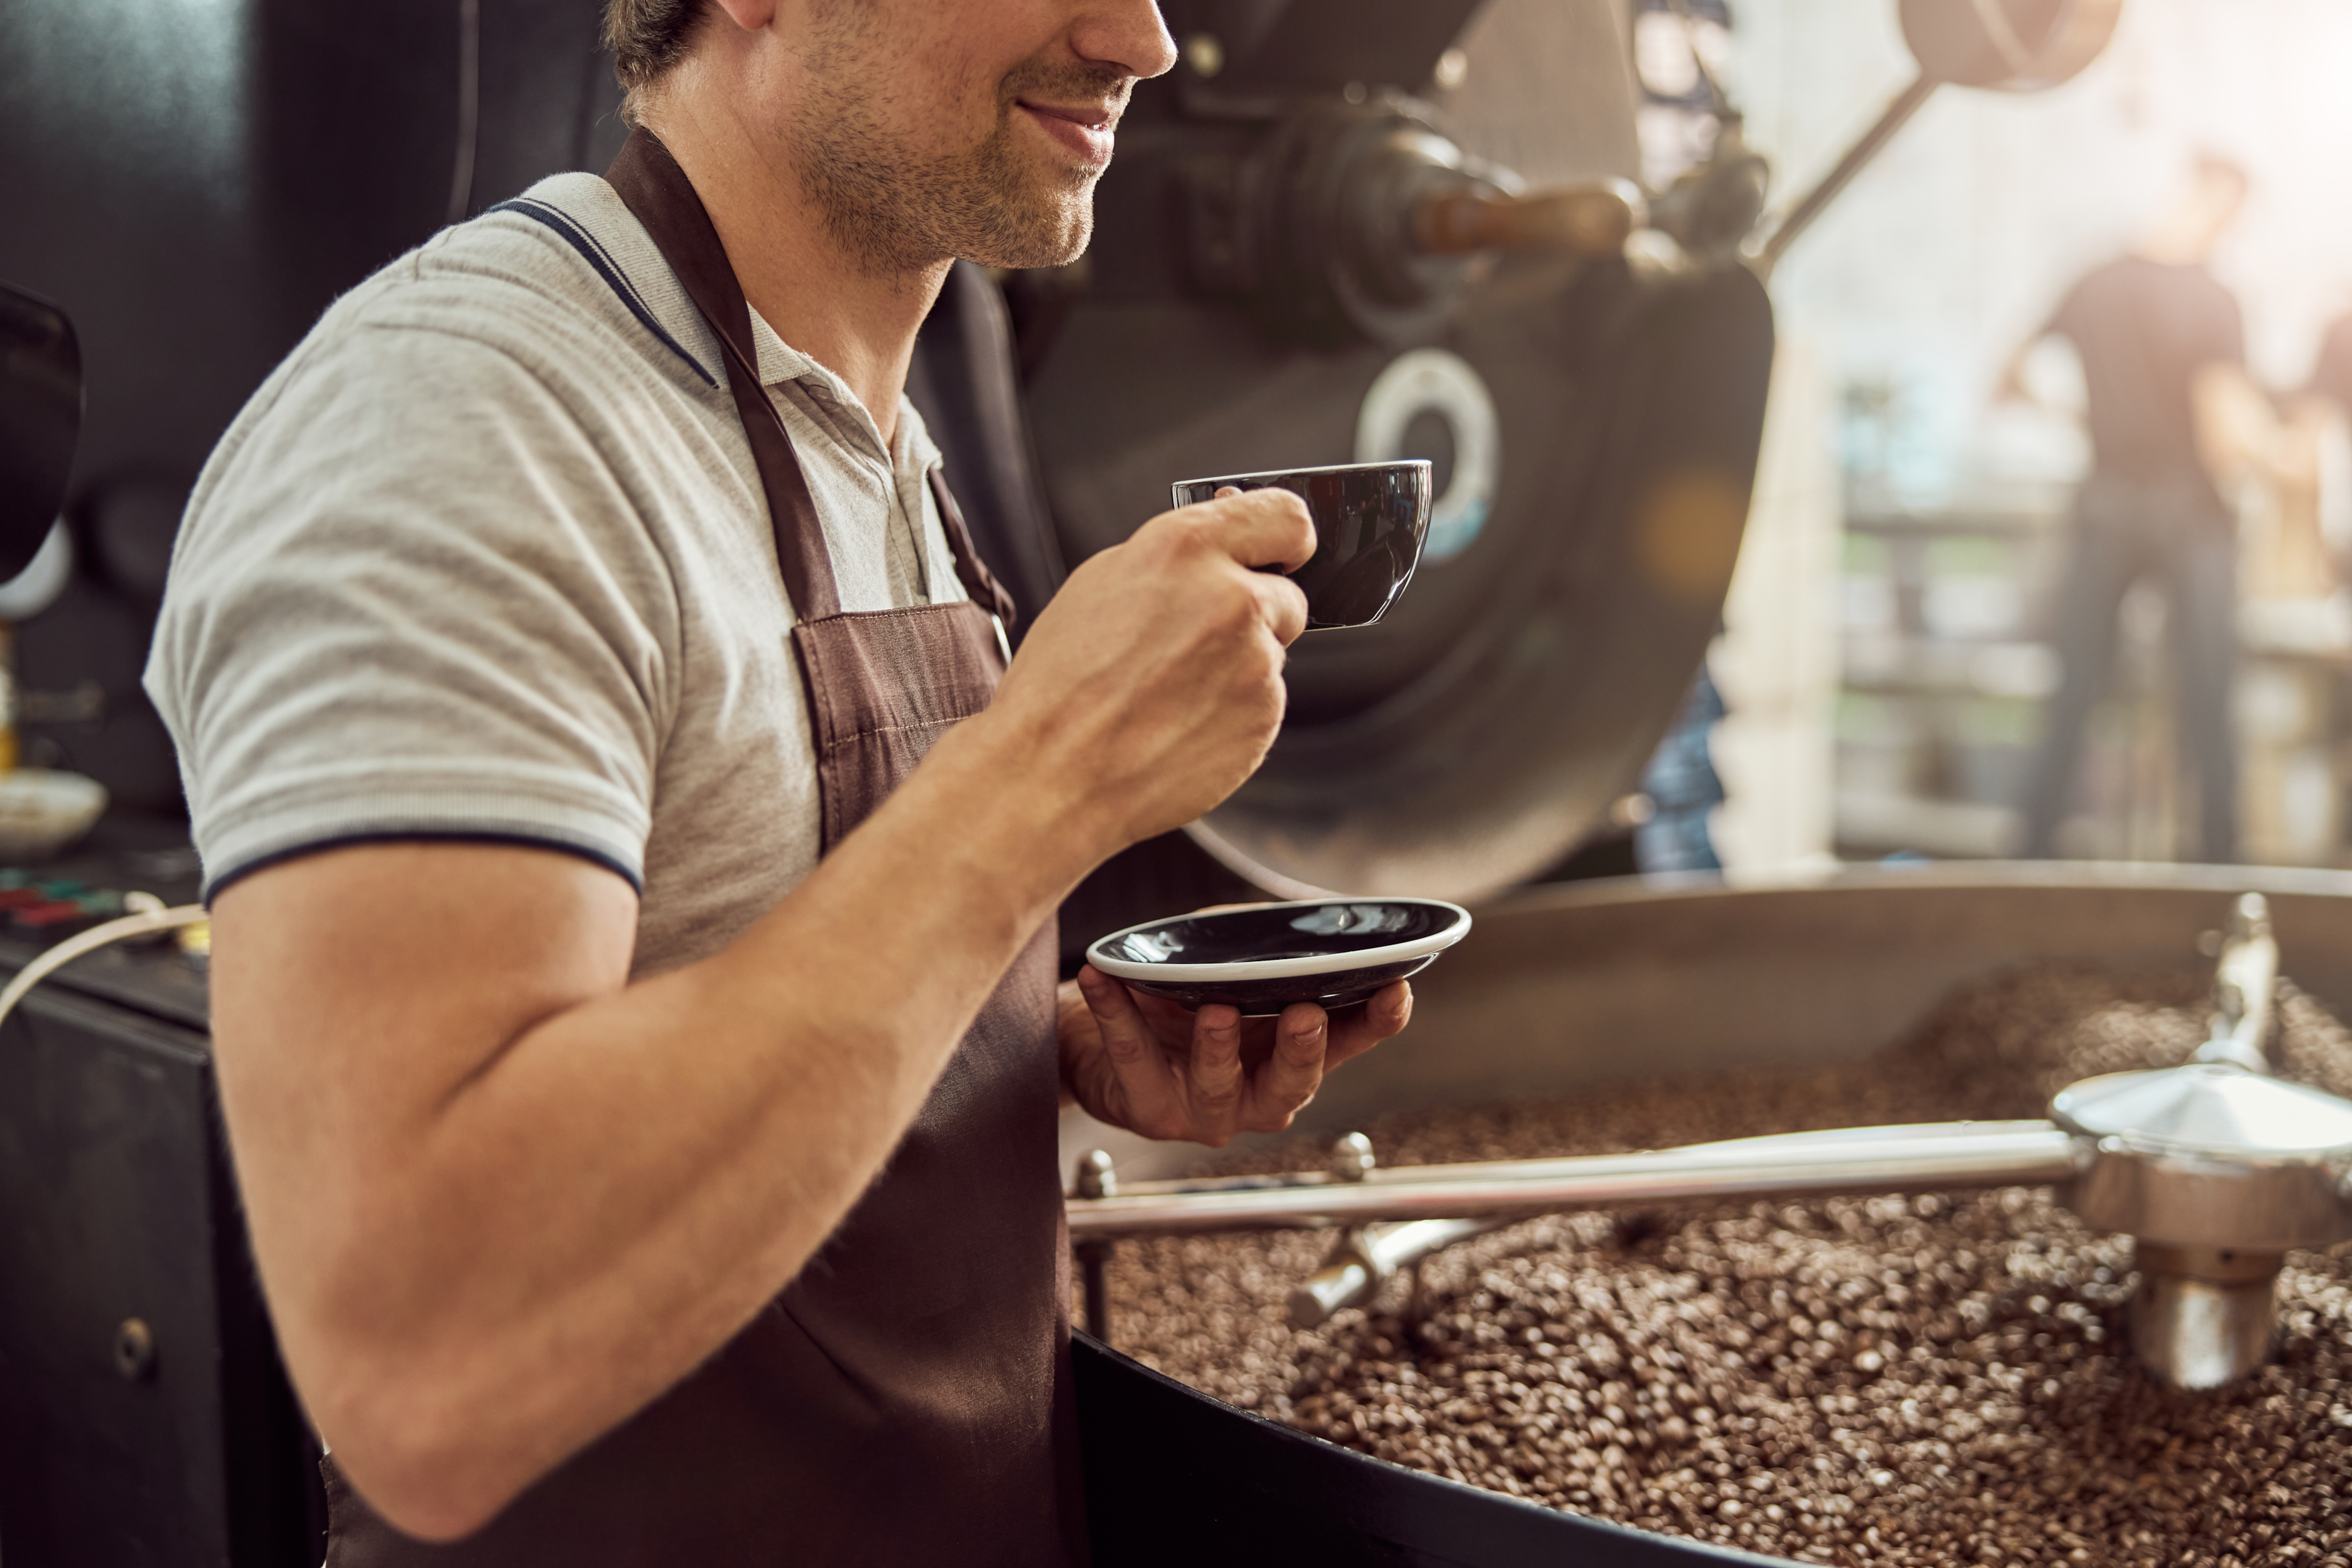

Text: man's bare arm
xmin=2194 ymin=362 xmax=2293 ymax=486
xmin=212 ymin=490 xmax=1312 ymax=1542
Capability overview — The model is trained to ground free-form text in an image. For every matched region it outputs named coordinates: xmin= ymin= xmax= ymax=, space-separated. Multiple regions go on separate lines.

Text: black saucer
xmin=1085 ymin=899 xmax=1472 ymax=1016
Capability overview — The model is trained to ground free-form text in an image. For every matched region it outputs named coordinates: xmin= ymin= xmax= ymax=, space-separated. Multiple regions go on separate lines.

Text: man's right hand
xmin=978 ymin=484 xmax=1314 ymax=854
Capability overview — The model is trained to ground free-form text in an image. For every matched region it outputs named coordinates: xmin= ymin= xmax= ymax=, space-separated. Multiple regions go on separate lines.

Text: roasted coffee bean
xmin=1102 ymin=967 xmax=2352 ymax=1566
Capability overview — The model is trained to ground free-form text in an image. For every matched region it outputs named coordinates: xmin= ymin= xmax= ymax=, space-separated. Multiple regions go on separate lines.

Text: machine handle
xmin=1413 ymin=179 xmax=1646 ymax=258
xmin=1286 ymin=1245 xmax=1378 ymax=1330
xmin=1286 ymin=1217 xmax=1503 ymax=1329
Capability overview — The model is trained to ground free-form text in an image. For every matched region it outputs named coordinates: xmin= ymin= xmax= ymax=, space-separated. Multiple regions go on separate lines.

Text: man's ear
xmin=708 ymin=0 xmax=779 ymax=32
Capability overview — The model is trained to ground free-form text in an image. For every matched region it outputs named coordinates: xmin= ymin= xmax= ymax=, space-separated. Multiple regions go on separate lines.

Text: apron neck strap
xmin=605 ymin=128 xmax=843 ymax=622
xmin=926 ymin=467 xmax=1020 ymax=629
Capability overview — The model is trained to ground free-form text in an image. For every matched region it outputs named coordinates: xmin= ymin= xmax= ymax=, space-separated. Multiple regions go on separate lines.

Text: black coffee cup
xmin=1170 ymin=460 xmax=1432 ymax=629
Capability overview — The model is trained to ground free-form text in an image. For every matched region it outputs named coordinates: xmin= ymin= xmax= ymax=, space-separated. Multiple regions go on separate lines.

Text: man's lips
xmin=1016 ymin=99 xmax=1119 ymax=164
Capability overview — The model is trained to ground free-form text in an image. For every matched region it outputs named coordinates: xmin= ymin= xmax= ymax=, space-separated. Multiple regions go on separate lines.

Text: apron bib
xmin=322 ymin=128 xmax=1079 ymax=1567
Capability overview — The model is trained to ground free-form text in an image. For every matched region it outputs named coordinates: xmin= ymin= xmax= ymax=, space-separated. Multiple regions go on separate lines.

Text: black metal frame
xmin=0 ymin=947 xmax=322 ymax=1567
xmin=1074 ymin=1331 xmax=1778 ymax=1566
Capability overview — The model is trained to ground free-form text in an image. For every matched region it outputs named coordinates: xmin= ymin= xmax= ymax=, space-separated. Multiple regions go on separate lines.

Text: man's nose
xmin=1069 ymin=0 xmax=1177 ymax=82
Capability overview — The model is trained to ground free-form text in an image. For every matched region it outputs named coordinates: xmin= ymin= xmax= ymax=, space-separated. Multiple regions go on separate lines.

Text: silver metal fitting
xmin=1329 ymin=1132 xmax=1376 ymax=1183
xmin=1074 ymin=1148 xmax=1118 ymax=1201
xmin=2047 ymin=894 xmax=2352 ymax=1387
xmin=2126 ymin=1243 xmax=2284 ymax=1391
xmin=2192 ymin=892 xmax=2277 ymax=1073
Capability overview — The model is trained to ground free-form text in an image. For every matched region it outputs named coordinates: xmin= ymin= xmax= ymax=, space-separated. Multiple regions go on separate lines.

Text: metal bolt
xmin=1330 ymin=1131 xmax=1376 ymax=1183
xmin=1074 ymin=1148 xmax=1116 ymax=1200
xmin=113 ymin=1318 xmax=155 ymax=1382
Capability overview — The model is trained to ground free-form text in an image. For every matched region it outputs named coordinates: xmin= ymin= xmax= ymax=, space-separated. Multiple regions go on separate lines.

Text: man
xmin=143 ymin=0 xmax=1413 ymax=1559
xmin=2001 ymin=152 xmax=2280 ymax=865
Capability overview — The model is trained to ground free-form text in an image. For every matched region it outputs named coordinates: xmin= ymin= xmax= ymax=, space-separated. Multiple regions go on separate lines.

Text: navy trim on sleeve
xmin=203 ymin=830 xmax=643 ymax=907
xmin=491 ymin=197 xmax=718 ymax=388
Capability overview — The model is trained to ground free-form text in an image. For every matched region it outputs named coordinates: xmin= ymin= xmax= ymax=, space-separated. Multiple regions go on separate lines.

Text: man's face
xmin=785 ymin=0 xmax=1175 ymax=273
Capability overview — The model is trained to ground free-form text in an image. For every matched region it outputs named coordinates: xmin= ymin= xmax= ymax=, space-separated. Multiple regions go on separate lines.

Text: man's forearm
xmin=2194 ymin=362 xmax=2284 ymax=481
xmin=216 ymin=711 xmax=1112 ymax=1539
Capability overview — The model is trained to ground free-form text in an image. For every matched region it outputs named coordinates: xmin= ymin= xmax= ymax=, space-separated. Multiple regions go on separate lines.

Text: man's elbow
xmin=306 ymin=1365 xmax=534 ymax=1543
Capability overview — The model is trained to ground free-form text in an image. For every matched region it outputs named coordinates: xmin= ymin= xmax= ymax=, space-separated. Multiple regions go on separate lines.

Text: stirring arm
xmin=2194 ymin=891 xmax=2277 ymax=1073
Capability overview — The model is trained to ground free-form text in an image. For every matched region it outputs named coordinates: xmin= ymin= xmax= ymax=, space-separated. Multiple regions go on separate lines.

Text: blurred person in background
xmin=1998 ymin=151 xmax=2287 ymax=865
xmin=2291 ymin=311 xmax=2352 ymax=588
xmin=2303 ymin=309 xmax=2352 ymax=420
xmin=2295 ymin=310 xmax=2352 ymax=535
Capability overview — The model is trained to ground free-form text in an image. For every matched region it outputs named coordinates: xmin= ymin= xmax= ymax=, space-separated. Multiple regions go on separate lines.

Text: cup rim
xmin=1172 ymin=458 xmax=1432 ymax=491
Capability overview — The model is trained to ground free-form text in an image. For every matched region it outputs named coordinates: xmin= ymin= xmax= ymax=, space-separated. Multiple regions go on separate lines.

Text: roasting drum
xmin=1064 ymin=865 xmax=2352 ymax=1566
xmin=1023 ymin=0 xmax=1774 ymax=905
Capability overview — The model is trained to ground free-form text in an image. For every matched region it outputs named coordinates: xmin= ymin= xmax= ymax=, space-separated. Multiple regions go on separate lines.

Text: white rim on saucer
xmin=1085 ymin=897 xmax=1472 ymax=984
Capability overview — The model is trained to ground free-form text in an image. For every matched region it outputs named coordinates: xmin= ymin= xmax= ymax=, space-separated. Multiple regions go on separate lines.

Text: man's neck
xmin=645 ymin=97 xmax=947 ymax=448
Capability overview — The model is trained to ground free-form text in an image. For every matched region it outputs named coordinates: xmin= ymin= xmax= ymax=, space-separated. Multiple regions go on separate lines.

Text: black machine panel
xmin=0 ymin=0 xmax=629 ymax=814
xmin=0 ymin=844 xmax=319 ymax=1568
xmin=1074 ymin=1332 xmax=1766 ymax=1567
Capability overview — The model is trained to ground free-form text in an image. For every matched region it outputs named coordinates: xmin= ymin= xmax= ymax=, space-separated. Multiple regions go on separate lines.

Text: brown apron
xmin=319 ymin=129 xmax=1081 ymax=1566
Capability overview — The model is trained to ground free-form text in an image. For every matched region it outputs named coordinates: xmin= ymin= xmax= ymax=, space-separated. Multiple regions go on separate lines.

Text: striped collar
xmin=486 ymin=173 xmax=878 ymax=416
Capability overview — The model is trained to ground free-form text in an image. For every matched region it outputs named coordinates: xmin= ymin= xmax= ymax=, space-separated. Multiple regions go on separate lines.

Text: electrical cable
xmin=445 ymin=0 xmax=483 ymax=226
xmin=0 ymin=894 xmax=208 ymax=1037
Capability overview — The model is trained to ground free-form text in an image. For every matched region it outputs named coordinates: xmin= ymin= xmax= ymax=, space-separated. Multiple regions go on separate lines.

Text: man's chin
xmin=963 ymin=209 xmax=1094 ymax=271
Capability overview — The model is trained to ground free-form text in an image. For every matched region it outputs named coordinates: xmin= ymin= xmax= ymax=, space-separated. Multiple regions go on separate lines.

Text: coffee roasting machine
xmin=1068 ymin=867 xmax=2352 ymax=1567
xmin=3 ymin=0 xmax=2304 ymax=1565
xmin=1072 ymin=894 xmax=2341 ymax=1394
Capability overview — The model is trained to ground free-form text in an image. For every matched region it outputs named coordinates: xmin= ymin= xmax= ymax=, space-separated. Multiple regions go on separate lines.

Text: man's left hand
xmin=1059 ymin=968 xmax=1412 ymax=1146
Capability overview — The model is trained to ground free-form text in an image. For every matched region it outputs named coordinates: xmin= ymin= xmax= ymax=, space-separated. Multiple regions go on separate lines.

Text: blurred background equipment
xmin=0 ymin=287 xmax=89 ymax=791
xmin=1787 ymin=0 xmax=2352 ymax=869
xmin=0 ymin=285 xmax=80 ymax=584
xmin=1752 ymin=0 xmax=2122 ymax=270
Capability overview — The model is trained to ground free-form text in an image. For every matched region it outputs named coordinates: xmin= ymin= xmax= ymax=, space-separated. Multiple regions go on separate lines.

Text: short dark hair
xmin=603 ymin=0 xmax=711 ymax=118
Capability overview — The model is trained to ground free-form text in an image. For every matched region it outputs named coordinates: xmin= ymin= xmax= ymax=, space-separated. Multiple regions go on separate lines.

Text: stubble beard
xmin=789 ymin=50 xmax=1128 ymax=276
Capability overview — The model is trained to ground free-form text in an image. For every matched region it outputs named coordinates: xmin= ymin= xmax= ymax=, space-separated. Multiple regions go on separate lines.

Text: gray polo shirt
xmin=144 ymin=173 xmax=970 ymax=977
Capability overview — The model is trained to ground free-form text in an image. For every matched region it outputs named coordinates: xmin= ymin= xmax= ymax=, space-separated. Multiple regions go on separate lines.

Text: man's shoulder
xmin=2062 ymin=255 xmax=2148 ymax=308
xmin=2103 ymin=253 xmax=2235 ymax=303
xmin=173 ymin=175 xmax=748 ymax=600
xmin=189 ymin=173 xmax=740 ymax=526
xmin=2058 ymin=255 xmax=2234 ymax=330
xmin=327 ymin=173 xmax=721 ymax=396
